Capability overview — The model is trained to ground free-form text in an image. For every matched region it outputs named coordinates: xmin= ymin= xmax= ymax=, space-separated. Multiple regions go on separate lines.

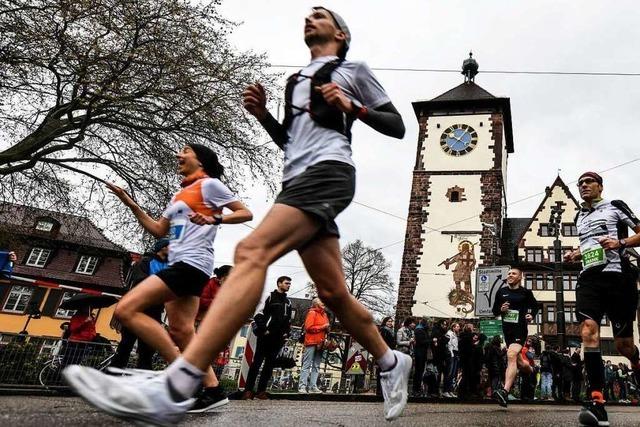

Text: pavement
xmin=2 ymin=396 xmax=640 ymax=426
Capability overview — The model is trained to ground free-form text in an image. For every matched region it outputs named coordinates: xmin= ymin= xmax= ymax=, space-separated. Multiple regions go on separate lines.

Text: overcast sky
xmin=191 ymin=0 xmax=640 ymax=304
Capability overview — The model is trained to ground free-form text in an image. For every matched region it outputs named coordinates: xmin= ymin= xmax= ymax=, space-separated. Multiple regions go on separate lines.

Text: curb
xmin=1 ymin=387 xmax=637 ymax=407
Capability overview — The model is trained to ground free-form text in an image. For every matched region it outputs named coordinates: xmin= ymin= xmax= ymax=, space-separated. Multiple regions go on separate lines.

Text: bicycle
xmin=39 ymin=340 xmax=115 ymax=389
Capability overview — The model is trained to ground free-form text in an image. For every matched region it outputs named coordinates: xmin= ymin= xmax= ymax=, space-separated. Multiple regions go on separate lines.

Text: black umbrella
xmin=59 ymin=293 xmax=118 ymax=311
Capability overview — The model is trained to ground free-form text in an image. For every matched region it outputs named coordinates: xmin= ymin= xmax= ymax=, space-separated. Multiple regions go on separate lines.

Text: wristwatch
xmin=350 ymin=100 xmax=368 ymax=120
xmin=619 ymin=238 xmax=627 ymax=248
xmin=212 ymin=214 xmax=223 ymax=225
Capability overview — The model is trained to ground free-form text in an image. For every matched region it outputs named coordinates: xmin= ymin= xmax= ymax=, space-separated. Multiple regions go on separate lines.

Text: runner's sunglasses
xmin=577 ymin=178 xmax=598 ymax=186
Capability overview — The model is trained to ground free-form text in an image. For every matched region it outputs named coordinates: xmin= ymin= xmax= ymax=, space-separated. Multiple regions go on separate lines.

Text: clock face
xmin=440 ymin=124 xmax=478 ymax=156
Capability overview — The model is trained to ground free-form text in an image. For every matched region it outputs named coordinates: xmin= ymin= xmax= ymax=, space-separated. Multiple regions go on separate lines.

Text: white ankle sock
xmin=165 ymin=356 xmax=205 ymax=401
xmin=378 ymin=349 xmax=396 ymax=371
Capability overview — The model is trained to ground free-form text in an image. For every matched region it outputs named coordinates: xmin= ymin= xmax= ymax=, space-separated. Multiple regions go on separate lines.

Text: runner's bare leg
xmin=504 ymin=343 xmax=523 ymax=391
xmin=165 ymin=299 xmax=219 ymax=387
xmin=299 ymin=235 xmax=388 ymax=359
xmin=115 ymin=279 xmax=219 ymax=386
xmin=181 ymin=204 xmax=320 ymax=370
xmin=115 ymin=278 xmax=183 ymax=361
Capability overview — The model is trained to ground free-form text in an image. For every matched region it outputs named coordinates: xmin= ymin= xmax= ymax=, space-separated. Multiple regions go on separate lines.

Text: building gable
xmin=516 ymin=176 xmax=581 ymax=262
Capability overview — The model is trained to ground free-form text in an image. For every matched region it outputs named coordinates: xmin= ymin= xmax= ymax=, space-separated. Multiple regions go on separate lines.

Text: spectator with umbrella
xmin=59 ymin=293 xmax=119 ymax=368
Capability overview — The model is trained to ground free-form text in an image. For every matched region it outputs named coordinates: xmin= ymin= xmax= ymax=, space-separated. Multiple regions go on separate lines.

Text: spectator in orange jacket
xmin=197 ymin=265 xmax=232 ymax=321
xmin=299 ymin=298 xmax=330 ymax=393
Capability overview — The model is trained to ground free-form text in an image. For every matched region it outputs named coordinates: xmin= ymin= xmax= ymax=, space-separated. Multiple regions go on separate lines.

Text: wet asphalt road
xmin=1 ymin=396 xmax=640 ymax=426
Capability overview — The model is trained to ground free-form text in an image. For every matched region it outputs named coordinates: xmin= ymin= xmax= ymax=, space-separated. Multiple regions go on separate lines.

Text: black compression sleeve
xmin=360 ymin=102 xmax=405 ymax=139
xmin=258 ymin=112 xmax=288 ymax=149
xmin=527 ymin=289 xmax=540 ymax=318
xmin=492 ymin=292 xmax=503 ymax=317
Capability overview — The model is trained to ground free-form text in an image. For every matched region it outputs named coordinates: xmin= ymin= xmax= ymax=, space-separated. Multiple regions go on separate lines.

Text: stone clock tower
xmin=396 ymin=54 xmax=514 ymax=320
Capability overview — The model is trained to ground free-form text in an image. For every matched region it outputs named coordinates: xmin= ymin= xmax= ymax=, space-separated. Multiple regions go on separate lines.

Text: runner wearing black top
xmin=563 ymin=172 xmax=640 ymax=427
xmin=491 ymin=268 xmax=538 ymax=407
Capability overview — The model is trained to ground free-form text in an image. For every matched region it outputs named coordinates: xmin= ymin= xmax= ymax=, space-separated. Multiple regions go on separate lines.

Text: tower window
xmin=446 ymin=186 xmax=466 ymax=203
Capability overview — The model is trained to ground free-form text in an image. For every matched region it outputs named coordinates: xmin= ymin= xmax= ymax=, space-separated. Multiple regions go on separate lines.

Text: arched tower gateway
xmin=396 ymin=54 xmax=514 ymax=320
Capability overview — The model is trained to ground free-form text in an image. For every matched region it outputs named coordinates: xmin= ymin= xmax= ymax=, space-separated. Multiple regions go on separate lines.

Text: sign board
xmin=345 ymin=341 xmax=369 ymax=375
xmin=479 ymin=319 xmax=504 ymax=340
xmin=475 ymin=265 xmax=510 ymax=317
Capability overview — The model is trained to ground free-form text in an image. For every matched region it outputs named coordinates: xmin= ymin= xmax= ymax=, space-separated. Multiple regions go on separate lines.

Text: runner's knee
xmin=234 ymin=237 xmax=271 ymax=268
xmin=316 ymin=286 xmax=350 ymax=309
xmin=581 ymin=320 xmax=599 ymax=344
xmin=506 ymin=349 xmax=519 ymax=361
xmin=168 ymin=323 xmax=195 ymax=347
xmin=115 ymin=300 xmax=136 ymax=325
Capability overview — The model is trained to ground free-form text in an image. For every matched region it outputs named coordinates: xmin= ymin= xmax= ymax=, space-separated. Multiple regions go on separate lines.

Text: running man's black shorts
xmin=155 ymin=261 xmax=210 ymax=298
xmin=576 ymin=268 xmax=638 ymax=338
xmin=275 ymin=160 xmax=356 ymax=240
xmin=503 ymin=325 xmax=528 ymax=347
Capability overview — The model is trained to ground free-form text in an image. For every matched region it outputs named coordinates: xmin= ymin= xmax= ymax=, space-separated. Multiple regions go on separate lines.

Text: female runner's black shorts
xmin=155 ymin=261 xmax=210 ymax=297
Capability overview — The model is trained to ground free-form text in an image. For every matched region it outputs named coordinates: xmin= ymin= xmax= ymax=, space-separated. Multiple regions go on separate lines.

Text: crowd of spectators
xmin=379 ymin=316 xmax=639 ymax=402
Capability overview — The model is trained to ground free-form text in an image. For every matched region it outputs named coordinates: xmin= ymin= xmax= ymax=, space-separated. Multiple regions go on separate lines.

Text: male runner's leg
xmin=504 ymin=343 xmax=523 ymax=392
xmin=181 ymin=204 xmax=319 ymax=371
xmin=299 ymin=235 xmax=411 ymax=420
xmin=298 ymin=236 xmax=387 ymax=358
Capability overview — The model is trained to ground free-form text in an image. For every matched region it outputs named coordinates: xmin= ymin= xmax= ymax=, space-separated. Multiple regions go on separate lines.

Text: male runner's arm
xmin=242 ymin=83 xmax=288 ymax=149
xmin=106 ymin=183 xmax=169 ymax=238
xmin=598 ymin=225 xmax=640 ymax=250
xmin=314 ymin=83 xmax=405 ymax=139
xmin=525 ymin=290 xmax=539 ymax=322
xmin=492 ymin=292 xmax=505 ymax=317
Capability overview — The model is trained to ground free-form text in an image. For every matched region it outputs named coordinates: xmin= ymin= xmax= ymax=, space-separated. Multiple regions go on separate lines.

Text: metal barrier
xmin=0 ymin=331 xmax=378 ymax=394
xmin=0 ymin=333 xmax=117 ymax=388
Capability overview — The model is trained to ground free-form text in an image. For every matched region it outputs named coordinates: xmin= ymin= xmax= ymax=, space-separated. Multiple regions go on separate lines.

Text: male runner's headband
xmin=578 ymin=171 xmax=603 ymax=185
xmin=313 ymin=6 xmax=351 ymax=58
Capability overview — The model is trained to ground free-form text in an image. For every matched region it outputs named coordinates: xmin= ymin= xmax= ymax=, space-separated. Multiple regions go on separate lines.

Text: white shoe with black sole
xmin=63 ymin=365 xmax=194 ymax=427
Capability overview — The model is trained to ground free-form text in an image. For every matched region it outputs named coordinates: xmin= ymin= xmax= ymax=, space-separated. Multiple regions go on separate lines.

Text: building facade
xmin=0 ymin=203 xmax=130 ymax=341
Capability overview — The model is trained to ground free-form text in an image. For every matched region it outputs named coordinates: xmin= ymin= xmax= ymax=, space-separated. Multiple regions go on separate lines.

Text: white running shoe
xmin=379 ymin=350 xmax=411 ymax=421
xmin=63 ymin=365 xmax=194 ymax=427
xmin=308 ymin=387 xmax=323 ymax=394
xmin=298 ymin=388 xmax=308 ymax=394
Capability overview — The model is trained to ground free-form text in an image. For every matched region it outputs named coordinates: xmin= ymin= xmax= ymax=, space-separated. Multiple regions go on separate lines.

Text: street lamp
xmin=549 ymin=205 xmax=566 ymax=349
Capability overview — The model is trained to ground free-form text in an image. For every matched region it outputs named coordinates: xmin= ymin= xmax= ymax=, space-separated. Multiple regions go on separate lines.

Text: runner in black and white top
xmin=62 ymin=7 xmax=410 ymax=425
xmin=491 ymin=268 xmax=538 ymax=407
xmin=564 ymin=171 xmax=640 ymax=427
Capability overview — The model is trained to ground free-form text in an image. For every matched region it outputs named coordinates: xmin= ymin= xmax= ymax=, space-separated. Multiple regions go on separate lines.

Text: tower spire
xmin=462 ymin=51 xmax=479 ymax=83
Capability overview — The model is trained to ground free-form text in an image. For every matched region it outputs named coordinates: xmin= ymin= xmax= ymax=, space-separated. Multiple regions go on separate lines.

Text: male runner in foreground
xmin=63 ymin=7 xmax=410 ymax=425
xmin=565 ymin=172 xmax=640 ymax=426
xmin=491 ymin=268 xmax=538 ymax=407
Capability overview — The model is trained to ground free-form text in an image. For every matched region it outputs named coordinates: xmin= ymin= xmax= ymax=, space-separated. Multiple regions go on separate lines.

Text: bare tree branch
xmin=342 ymin=239 xmax=397 ymax=319
xmin=0 ymin=0 xmax=279 ymax=246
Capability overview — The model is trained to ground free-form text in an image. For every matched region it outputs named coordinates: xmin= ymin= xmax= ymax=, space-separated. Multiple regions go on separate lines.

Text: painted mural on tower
xmin=439 ymin=240 xmax=476 ymax=314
